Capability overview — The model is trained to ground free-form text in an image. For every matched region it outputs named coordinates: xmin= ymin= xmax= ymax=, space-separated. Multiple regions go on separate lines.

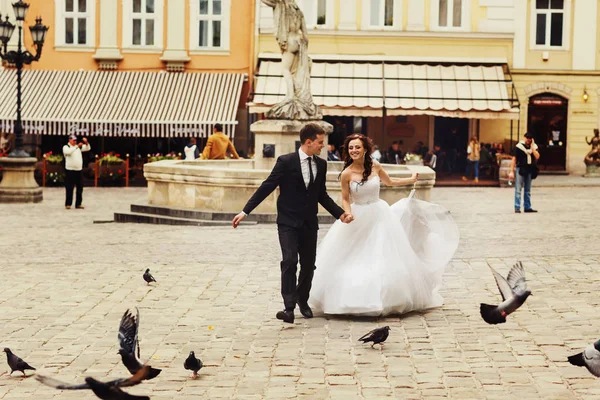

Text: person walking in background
xmin=327 ymin=143 xmax=340 ymax=161
xmin=444 ymin=128 xmax=459 ymax=174
xmin=63 ymin=134 xmax=91 ymax=210
xmin=384 ymin=141 xmax=403 ymax=164
xmin=184 ymin=138 xmax=200 ymax=160
xmin=424 ymin=145 xmax=439 ymax=171
xmin=509 ymin=133 xmax=540 ymax=213
xmin=371 ymin=145 xmax=382 ymax=162
xmin=201 ymin=123 xmax=240 ymax=160
xmin=462 ymin=136 xmax=480 ymax=183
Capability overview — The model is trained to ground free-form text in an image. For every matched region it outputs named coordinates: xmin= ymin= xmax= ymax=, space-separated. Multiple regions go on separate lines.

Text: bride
xmin=309 ymin=134 xmax=460 ymax=316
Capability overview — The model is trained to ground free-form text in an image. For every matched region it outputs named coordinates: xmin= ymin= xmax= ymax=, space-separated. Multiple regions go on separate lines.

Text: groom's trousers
xmin=277 ymin=222 xmax=319 ymax=311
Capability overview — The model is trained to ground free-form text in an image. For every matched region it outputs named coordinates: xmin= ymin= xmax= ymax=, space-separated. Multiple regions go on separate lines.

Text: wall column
xmin=92 ymin=0 xmax=123 ymax=70
xmin=161 ymin=0 xmax=191 ymax=72
xmin=338 ymin=0 xmax=357 ymax=30
xmin=407 ymin=0 xmax=425 ymax=31
xmin=572 ymin=0 xmax=597 ymax=70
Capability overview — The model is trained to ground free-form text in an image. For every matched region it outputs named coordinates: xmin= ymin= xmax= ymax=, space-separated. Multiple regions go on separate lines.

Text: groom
xmin=232 ymin=123 xmax=352 ymax=323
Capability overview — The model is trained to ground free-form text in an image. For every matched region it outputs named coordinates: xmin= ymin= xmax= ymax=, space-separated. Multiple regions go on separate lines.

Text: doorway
xmin=527 ymin=93 xmax=568 ymax=171
xmin=434 ymin=117 xmax=469 ymax=174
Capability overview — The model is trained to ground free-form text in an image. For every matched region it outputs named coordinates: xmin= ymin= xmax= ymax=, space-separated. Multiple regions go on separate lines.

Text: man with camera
xmin=508 ymin=132 xmax=540 ymax=213
xmin=62 ymin=134 xmax=91 ymax=210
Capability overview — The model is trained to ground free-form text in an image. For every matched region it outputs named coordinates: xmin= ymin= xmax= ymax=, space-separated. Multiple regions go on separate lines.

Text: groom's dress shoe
xmin=298 ymin=303 xmax=313 ymax=319
xmin=276 ymin=310 xmax=295 ymax=324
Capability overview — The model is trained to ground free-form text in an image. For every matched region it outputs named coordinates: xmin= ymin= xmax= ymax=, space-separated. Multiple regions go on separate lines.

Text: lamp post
xmin=0 ymin=1 xmax=48 ymax=203
xmin=0 ymin=1 xmax=48 ymax=157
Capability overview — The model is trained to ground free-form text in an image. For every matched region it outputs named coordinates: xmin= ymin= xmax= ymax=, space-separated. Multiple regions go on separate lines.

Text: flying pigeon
xmin=358 ymin=326 xmax=390 ymax=348
xmin=3 ymin=348 xmax=35 ymax=376
xmin=118 ymin=308 xmax=161 ymax=380
xmin=480 ymin=261 xmax=532 ymax=325
xmin=143 ymin=269 xmax=156 ymax=286
xmin=35 ymin=364 xmax=151 ymax=400
xmin=568 ymin=339 xmax=600 ymax=377
xmin=184 ymin=351 xmax=202 ymax=378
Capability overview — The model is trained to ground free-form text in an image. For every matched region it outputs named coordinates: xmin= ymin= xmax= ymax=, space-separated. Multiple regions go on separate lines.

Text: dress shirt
xmin=298 ymin=148 xmax=316 ymax=189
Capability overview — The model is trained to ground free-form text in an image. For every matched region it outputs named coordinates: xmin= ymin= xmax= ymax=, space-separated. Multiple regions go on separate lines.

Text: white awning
xmin=0 ymin=70 xmax=245 ymax=137
xmin=249 ymin=57 xmax=520 ymax=120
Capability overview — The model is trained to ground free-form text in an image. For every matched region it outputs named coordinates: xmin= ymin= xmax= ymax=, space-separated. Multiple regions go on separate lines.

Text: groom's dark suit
xmin=243 ymin=151 xmax=344 ymax=311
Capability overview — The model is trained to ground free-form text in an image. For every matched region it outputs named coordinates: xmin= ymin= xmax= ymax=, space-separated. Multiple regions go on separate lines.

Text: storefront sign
xmin=0 ymin=122 xmax=45 ymax=133
xmin=531 ymin=98 xmax=566 ymax=106
xmin=68 ymin=123 xmax=140 ymax=136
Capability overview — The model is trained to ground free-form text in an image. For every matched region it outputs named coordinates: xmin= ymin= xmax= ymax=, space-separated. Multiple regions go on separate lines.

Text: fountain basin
xmin=144 ymin=159 xmax=435 ymax=214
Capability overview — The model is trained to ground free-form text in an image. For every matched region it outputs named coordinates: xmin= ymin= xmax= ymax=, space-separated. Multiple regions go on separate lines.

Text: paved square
xmin=0 ymin=185 xmax=599 ymax=399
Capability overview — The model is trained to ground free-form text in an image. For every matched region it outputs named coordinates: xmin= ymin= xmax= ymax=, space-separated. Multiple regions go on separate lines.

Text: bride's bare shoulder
xmin=340 ymin=168 xmax=352 ymax=180
xmin=372 ymin=160 xmax=382 ymax=172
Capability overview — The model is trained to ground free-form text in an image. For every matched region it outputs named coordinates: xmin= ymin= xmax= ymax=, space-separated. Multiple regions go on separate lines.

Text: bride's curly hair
xmin=339 ymin=134 xmax=374 ymax=184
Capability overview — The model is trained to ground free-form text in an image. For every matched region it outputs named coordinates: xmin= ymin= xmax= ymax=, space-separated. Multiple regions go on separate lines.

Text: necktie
xmin=307 ymin=157 xmax=314 ymax=187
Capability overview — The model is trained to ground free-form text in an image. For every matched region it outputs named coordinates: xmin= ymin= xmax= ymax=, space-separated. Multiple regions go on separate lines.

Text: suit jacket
xmin=201 ymin=132 xmax=240 ymax=160
xmin=243 ymin=152 xmax=344 ymax=228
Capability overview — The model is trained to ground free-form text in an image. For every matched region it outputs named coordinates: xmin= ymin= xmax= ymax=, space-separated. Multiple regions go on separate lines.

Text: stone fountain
xmin=133 ymin=0 xmax=435 ymax=224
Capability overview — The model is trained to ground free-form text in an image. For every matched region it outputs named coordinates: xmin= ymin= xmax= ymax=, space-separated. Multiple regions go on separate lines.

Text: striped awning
xmin=249 ymin=56 xmax=520 ymax=120
xmin=0 ymin=70 xmax=245 ymax=137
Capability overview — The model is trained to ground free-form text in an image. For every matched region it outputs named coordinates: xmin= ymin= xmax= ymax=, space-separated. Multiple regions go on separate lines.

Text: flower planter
xmin=98 ymin=162 xmax=126 ymax=187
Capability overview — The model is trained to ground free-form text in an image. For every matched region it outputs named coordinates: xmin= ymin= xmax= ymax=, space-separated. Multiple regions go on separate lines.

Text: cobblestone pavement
xmin=1 ymin=185 xmax=599 ymax=399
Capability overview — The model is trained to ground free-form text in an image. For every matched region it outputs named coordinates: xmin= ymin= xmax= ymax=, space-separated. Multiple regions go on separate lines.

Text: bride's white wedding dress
xmin=309 ymin=175 xmax=460 ymax=316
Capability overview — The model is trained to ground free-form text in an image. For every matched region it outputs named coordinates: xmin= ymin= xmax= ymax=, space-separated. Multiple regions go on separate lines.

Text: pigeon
xmin=568 ymin=339 xmax=600 ymax=377
xmin=143 ymin=269 xmax=156 ymax=286
xmin=3 ymin=348 xmax=35 ymax=376
xmin=184 ymin=351 xmax=202 ymax=378
xmin=480 ymin=261 xmax=532 ymax=325
xmin=118 ymin=308 xmax=161 ymax=380
xmin=35 ymin=364 xmax=151 ymax=400
xmin=358 ymin=326 xmax=390 ymax=348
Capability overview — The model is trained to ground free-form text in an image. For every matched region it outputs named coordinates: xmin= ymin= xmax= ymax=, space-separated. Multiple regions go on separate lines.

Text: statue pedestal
xmin=250 ymin=119 xmax=333 ymax=170
xmin=0 ymin=157 xmax=43 ymax=203
xmin=584 ymin=164 xmax=600 ymax=178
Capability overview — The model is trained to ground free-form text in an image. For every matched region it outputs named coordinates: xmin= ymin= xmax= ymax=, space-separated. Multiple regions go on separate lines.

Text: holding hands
xmin=341 ymin=213 xmax=354 ymax=224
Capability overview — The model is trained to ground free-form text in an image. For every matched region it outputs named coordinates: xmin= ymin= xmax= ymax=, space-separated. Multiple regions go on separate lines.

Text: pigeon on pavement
xmin=118 ymin=308 xmax=161 ymax=380
xmin=36 ymin=364 xmax=152 ymax=400
xmin=480 ymin=261 xmax=532 ymax=325
xmin=3 ymin=348 xmax=35 ymax=376
xmin=358 ymin=326 xmax=390 ymax=348
xmin=143 ymin=269 xmax=156 ymax=286
xmin=184 ymin=351 xmax=202 ymax=378
xmin=568 ymin=339 xmax=600 ymax=377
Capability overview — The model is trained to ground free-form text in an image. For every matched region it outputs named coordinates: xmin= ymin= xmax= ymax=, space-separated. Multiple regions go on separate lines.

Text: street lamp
xmin=0 ymin=1 xmax=48 ymax=158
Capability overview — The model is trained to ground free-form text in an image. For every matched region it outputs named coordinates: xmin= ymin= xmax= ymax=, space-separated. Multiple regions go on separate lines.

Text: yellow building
xmin=250 ymin=0 xmax=599 ymax=175
xmin=0 ymin=0 xmax=255 ymax=157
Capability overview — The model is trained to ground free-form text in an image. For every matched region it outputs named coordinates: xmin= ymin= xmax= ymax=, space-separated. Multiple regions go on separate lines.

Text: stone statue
xmin=261 ymin=0 xmax=322 ymax=121
xmin=586 ymin=128 xmax=600 ymax=149
xmin=584 ymin=136 xmax=600 ymax=166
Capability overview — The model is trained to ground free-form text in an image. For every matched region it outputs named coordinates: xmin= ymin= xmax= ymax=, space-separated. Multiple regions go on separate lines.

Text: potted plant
xmin=147 ymin=152 xmax=181 ymax=163
xmin=403 ymin=152 xmax=423 ymax=165
xmin=98 ymin=152 xmax=126 ymax=186
xmin=36 ymin=151 xmax=66 ymax=186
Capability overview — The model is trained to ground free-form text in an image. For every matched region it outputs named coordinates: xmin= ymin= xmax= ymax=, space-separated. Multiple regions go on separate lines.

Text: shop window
xmin=123 ymin=0 xmax=163 ymax=50
xmin=297 ymin=0 xmax=331 ymax=28
xmin=534 ymin=0 xmax=565 ymax=47
xmin=369 ymin=0 xmax=395 ymax=27
xmin=191 ymin=0 xmax=230 ymax=50
xmin=430 ymin=0 xmax=470 ymax=31
xmin=55 ymin=0 xmax=95 ymax=48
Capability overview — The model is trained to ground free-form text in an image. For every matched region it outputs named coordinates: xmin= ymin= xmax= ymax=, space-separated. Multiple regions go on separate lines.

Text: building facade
xmin=250 ymin=0 xmax=600 ymax=175
xmin=0 ymin=0 xmax=255 ymax=158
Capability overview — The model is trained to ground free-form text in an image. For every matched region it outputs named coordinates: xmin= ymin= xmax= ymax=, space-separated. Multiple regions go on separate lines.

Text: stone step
xmin=114 ymin=212 xmax=258 ymax=227
xmin=128 ymin=204 xmax=336 ymax=224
